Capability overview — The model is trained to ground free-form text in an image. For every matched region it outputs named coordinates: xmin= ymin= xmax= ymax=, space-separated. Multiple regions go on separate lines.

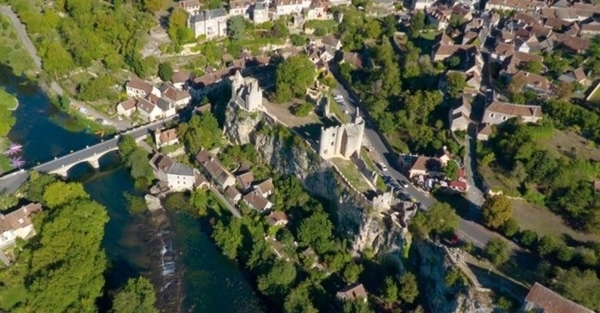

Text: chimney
xmin=23 ymin=207 xmax=28 ymax=214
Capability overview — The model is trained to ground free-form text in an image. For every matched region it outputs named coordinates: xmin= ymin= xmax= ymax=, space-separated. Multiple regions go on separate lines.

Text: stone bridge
xmin=0 ymin=117 xmax=178 ymax=193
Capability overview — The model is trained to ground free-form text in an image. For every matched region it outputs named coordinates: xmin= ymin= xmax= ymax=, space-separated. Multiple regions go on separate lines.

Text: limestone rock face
xmin=415 ymin=241 xmax=494 ymax=313
xmin=224 ymin=105 xmax=404 ymax=258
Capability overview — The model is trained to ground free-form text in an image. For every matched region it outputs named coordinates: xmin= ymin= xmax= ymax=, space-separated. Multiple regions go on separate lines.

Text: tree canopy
xmin=112 ymin=277 xmax=159 ymax=313
xmin=484 ymin=238 xmax=511 ymax=266
xmin=178 ymin=112 xmax=223 ymax=154
xmin=481 ymin=195 xmax=513 ymax=230
xmin=275 ymin=55 xmax=315 ymax=102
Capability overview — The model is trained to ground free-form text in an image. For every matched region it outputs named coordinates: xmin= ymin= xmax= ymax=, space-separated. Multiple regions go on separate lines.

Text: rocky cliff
xmin=414 ymin=241 xmax=494 ymax=313
xmin=223 ymin=105 xmax=405 ymax=256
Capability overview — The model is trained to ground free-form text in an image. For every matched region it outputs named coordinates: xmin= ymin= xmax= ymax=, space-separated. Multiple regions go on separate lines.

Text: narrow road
xmin=0 ymin=5 xmax=131 ymax=131
xmin=0 ymin=6 xmax=41 ymax=71
xmin=330 ymin=67 xmax=497 ymax=248
xmin=209 ymin=188 xmax=241 ymax=218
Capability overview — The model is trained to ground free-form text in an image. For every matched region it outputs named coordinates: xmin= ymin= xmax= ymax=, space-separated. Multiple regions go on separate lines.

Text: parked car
xmin=378 ymin=163 xmax=388 ymax=171
xmin=399 ymin=180 xmax=409 ymax=188
xmin=78 ymin=107 xmax=88 ymax=114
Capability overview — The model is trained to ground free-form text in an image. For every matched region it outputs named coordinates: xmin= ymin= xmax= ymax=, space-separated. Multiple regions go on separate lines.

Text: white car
xmin=378 ymin=162 xmax=388 ymax=171
xmin=78 ymin=107 xmax=88 ymax=114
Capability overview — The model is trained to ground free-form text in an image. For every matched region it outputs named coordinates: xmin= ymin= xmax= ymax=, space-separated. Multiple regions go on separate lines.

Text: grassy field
xmin=384 ymin=131 xmax=411 ymax=154
xmin=541 ymin=129 xmax=600 ymax=161
xmin=327 ymin=95 xmax=349 ymax=123
xmin=0 ymin=15 xmax=35 ymax=75
xmin=511 ymin=199 xmax=600 ymax=243
xmin=331 ymin=158 xmax=372 ymax=192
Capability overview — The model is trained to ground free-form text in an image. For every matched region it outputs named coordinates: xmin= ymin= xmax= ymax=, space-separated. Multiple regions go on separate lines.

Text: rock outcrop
xmin=414 ymin=241 xmax=494 ymax=313
xmin=224 ymin=105 xmax=404 ymax=255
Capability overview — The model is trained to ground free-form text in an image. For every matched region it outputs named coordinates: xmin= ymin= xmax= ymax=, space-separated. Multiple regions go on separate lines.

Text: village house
xmin=477 ymin=123 xmax=492 ymax=141
xmin=266 ymin=211 xmax=289 ymax=227
xmin=511 ymin=71 xmax=551 ymax=95
xmin=171 ymin=71 xmax=191 ymax=90
xmin=180 ymin=0 xmax=202 ymax=14
xmin=320 ymin=34 xmax=342 ymax=50
xmin=196 ymin=151 xmax=236 ymax=188
xmin=485 ymin=0 xmax=546 ymax=12
xmin=149 ymin=94 xmax=177 ymax=118
xmin=225 ymin=186 xmax=242 ymax=204
xmin=449 ymin=95 xmax=472 ymax=132
xmin=252 ymin=0 xmax=270 ymax=23
xmin=154 ymin=128 xmax=179 ymax=148
xmin=490 ymin=42 xmax=515 ymax=62
xmin=150 ymin=154 xmax=197 ymax=191
xmin=431 ymin=44 xmax=474 ymax=62
xmin=550 ymin=33 xmax=589 ymax=53
xmin=275 ymin=0 xmax=312 ymax=16
xmin=229 ymin=0 xmax=254 ymax=18
xmin=116 ymin=99 xmax=137 ymax=117
xmin=253 ymin=178 xmax=275 ymax=198
xmin=0 ymin=203 xmax=42 ymax=249
xmin=502 ymin=51 xmax=544 ymax=74
xmin=408 ymin=156 xmax=443 ymax=178
xmin=482 ymin=101 xmax=543 ymax=125
xmin=195 ymin=173 xmax=211 ymax=190
xmin=336 ymin=283 xmax=368 ymax=302
xmin=304 ymin=0 xmax=331 ymax=20
xmin=558 ymin=67 xmax=588 ymax=85
xmin=411 ymin=0 xmax=434 ymax=10
xmin=190 ymin=67 xmax=237 ymax=99
xmin=427 ymin=9 xmax=451 ymax=31
xmin=188 ymin=9 xmax=228 ymax=39
xmin=243 ymin=190 xmax=273 ymax=211
xmin=522 ymin=282 xmax=594 ymax=313
xmin=125 ymin=78 xmax=160 ymax=99
xmin=236 ymin=171 xmax=254 ymax=191
xmin=136 ymin=98 xmax=163 ymax=122
xmin=160 ymin=83 xmax=192 ymax=108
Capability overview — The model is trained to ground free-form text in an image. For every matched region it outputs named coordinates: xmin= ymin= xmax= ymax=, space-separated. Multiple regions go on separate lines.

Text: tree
xmin=178 ymin=113 xmax=222 ymax=154
xmin=443 ymin=161 xmax=459 ymax=180
xmin=290 ymin=34 xmax=307 ymax=46
xmin=142 ymin=0 xmax=164 ymax=13
xmin=409 ymin=11 xmax=425 ymax=37
xmin=127 ymin=149 xmax=153 ymax=180
xmin=0 ymin=192 xmax=18 ymax=210
xmin=26 ymin=173 xmax=58 ymax=203
xmin=257 ymin=261 xmax=297 ymax=297
xmin=481 ymin=195 xmax=513 ymax=229
xmin=381 ymin=276 xmax=399 ymax=303
xmin=296 ymin=211 xmax=334 ymax=254
xmin=284 ymin=283 xmax=318 ymax=313
xmin=507 ymin=74 xmax=526 ymax=95
xmin=42 ymin=181 xmax=89 ymax=209
xmin=425 ymin=202 xmax=460 ymax=236
xmin=292 ymin=103 xmax=313 ymax=117
xmin=446 ymin=56 xmax=461 ymax=69
xmin=123 ymin=192 xmax=147 ymax=214
xmin=189 ymin=189 xmax=208 ymax=216
xmin=554 ymin=269 xmax=600 ymax=311
xmin=555 ymin=81 xmax=573 ymax=99
xmin=446 ymin=72 xmax=466 ymax=98
xmin=158 ymin=62 xmax=174 ymax=81
xmin=398 ymin=273 xmax=419 ymax=304
xmin=28 ymin=197 xmax=108 ymax=312
xmin=500 ymin=217 xmax=519 ymax=237
xmin=112 ymin=277 xmax=159 ymax=313
xmin=168 ymin=8 xmax=189 ymax=43
xmin=275 ymin=55 xmax=315 ymax=102
xmin=213 ymin=219 xmax=242 ymax=259
xmin=537 ymin=235 xmax=558 ymax=257
xmin=522 ymin=60 xmax=543 ymax=74
xmin=484 ymin=238 xmax=510 ymax=266
xmin=227 ymin=16 xmax=246 ymax=42
xmin=342 ymin=262 xmax=364 ymax=283
xmin=519 ymin=229 xmax=538 ymax=247
xmin=343 ymin=300 xmax=374 ymax=313
xmin=118 ymin=135 xmax=138 ymax=159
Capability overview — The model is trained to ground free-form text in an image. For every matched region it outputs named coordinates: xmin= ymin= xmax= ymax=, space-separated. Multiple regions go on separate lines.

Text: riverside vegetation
xmin=0 ymin=173 xmax=159 ymax=312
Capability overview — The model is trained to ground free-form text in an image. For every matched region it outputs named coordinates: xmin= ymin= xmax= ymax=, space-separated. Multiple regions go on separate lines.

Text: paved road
xmin=0 ymin=116 xmax=178 ymax=193
xmin=330 ymin=69 xmax=497 ymax=248
xmin=0 ymin=5 xmax=131 ymax=131
xmin=0 ymin=6 xmax=41 ymax=70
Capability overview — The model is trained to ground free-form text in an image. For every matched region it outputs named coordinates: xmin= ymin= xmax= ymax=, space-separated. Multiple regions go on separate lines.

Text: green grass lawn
xmin=304 ymin=19 xmax=338 ymax=34
xmin=511 ymin=199 xmax=600 ymax=244
xmin=384 ymin=131 xmax=410 ymax=154
xmin=331 ymin=158 xmax=371 ymax=192
xmin=0 ymin=258 xmax=28 ymax=311
xmin=327 ymin=96 xmax=349 ymax=123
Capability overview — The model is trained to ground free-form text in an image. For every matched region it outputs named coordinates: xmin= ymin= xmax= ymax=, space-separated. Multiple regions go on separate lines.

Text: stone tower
xmin=318 ymin=110 xmax=365 ymax=159
xmin=230 ymin=70 xmax=264 ymax=112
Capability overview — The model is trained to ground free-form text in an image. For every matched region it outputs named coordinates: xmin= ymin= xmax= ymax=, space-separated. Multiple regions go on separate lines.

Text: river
xmin=1 ymin=65 xmax=263 ymax=312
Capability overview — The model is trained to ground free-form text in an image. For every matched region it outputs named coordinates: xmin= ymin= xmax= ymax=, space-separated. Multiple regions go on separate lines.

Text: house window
xmin=502 ymin=116 xmax=507 ymax=121
xmin=489 ymin=113 xmax=495 ymax=118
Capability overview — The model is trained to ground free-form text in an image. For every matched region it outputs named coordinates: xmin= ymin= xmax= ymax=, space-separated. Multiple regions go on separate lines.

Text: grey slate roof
xmin=190 ymin=8 xmax=227 ymax=23
xmin=167 ymin=163 xmax=195 ymax=176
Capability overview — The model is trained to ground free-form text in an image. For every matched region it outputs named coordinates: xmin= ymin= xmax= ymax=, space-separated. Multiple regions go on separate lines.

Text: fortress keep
xmin=318 ymin=109 xmax=365 ymax=159
xmin=230 ymin=70 xmax=264 ymax=112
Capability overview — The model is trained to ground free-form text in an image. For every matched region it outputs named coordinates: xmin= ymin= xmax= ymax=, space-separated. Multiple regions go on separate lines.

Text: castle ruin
xmin=230 ymin=70 xmax=264 ymax=112
xmin=318 ymin=110 xmax=365 ymax=159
